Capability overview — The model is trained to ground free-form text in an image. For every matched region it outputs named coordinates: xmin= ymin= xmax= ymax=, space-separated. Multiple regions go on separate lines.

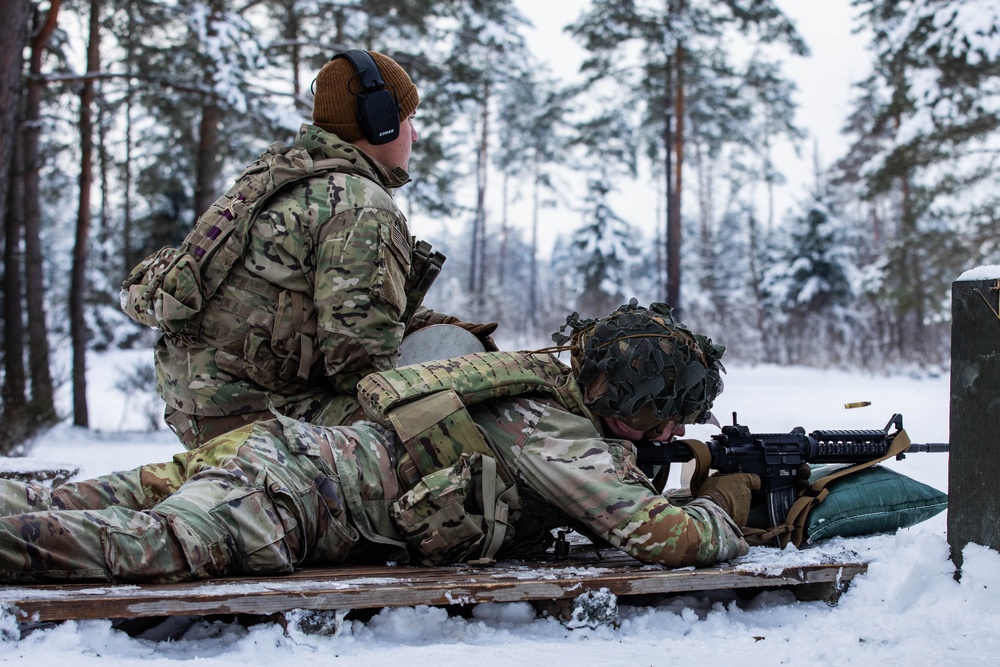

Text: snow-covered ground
xmin=2 ymin=349 xmax=997 ymax=665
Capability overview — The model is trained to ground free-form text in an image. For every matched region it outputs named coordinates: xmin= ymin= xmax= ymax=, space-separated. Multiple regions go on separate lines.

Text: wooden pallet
xmin=0 ymin=548 xmax=866 ymax=624
xmin=0 ymin=458 xmax=79 ymax=487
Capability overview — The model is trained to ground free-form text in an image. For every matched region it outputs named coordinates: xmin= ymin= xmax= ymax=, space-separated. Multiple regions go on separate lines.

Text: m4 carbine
xmin=635 ymin=413 xmax=949 ymax=529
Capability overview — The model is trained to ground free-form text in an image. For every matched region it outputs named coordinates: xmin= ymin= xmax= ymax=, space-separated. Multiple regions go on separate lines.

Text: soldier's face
xmin=604 ymin=418 xmax=685 ymax=443
xmin=358 ymin=115 xmax=418 ymax=172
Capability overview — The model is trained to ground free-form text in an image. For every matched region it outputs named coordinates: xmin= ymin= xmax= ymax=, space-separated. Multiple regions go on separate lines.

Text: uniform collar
xmin=295 ymin=124 xmax=411 ymax=190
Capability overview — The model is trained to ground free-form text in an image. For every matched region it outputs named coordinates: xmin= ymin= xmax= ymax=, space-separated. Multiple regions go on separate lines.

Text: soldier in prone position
xmin=0 ymin=302 xmax=758 ymax=583
xmin=122 ymin=50 xmax=494 ymax=450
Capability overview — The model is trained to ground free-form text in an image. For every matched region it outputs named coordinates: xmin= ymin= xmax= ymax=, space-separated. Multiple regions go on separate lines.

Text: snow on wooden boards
xmin=0 ymin=549 xmax=867 ymax=623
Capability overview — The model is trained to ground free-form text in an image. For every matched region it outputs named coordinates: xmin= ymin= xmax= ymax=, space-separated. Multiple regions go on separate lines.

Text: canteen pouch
xmin=390 ymin=453 xmax=487 ymax=565
xmin=120 ymin=246 xmax=204 ymax=334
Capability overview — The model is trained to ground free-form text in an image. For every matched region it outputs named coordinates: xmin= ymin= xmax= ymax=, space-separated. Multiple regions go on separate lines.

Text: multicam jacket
xmin=389 ymin=393 xmax=749 ymax=568
xmin=155 ymin=124 xmax=435 ymax=425
xmin=358 ymin=352 xmax=750 ymax=568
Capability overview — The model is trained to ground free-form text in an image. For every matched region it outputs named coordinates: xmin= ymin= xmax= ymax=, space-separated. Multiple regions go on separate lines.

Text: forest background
xmin=1 ymin=0 xmax=998 ymax=453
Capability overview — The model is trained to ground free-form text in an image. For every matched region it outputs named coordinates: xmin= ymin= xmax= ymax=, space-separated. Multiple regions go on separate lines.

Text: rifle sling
xmin=674 ymin=438 xmax=714 ymax=496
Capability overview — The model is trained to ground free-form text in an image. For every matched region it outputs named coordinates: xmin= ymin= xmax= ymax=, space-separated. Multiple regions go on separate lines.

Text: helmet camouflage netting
xmin=552 ymin=299 xmax=726 ymax=432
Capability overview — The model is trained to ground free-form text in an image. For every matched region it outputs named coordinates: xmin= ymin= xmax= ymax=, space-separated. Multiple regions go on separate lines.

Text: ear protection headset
xmin=331 ymin=50 xmax=401 ymax=145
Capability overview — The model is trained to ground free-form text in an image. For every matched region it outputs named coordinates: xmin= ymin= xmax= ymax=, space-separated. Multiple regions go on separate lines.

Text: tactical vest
xmin=356 ymin=351 xmax=597 ymax=566
xmin=121 ymin=142 xmax=443 ymax=396
xmin=121 ymin=142 xmax=344 ymax=336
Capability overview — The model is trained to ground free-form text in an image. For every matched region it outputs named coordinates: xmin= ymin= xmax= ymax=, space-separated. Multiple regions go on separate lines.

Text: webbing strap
xmin=296 ymin=333 xmax=314 ymax=380
xmin=290 ymin=291 xmax=304 ymax=333
xmin=651 ymin=463 xmax=671 ymax=494
xmin=741 ymin=523 xmax=794 ymax=546
xmin=467 ymin=455 xmax=514 ymax=566
xmin=675 ymin=438 xmax=714 ymax=496
xmin=782 ymin=429 xmax=912 ymax=548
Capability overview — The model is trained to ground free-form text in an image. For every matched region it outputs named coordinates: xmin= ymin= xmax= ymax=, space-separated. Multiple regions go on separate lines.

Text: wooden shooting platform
xmin=0 ymin=547 xmax=866 ymax=625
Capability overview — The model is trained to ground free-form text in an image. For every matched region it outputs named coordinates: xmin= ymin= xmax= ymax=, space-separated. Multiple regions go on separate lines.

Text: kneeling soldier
xmin=0 ymin=301 xmax=758 ymax=583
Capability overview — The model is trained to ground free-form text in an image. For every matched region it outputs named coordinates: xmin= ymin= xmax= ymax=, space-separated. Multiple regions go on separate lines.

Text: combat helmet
xmin=552 ymin=299 xmax=725 ymax=436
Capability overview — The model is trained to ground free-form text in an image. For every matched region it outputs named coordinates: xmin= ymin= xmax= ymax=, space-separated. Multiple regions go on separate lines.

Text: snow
xmin=957 ymin=265 xmax=1000 ymax=281
xmin=2 ymin=348 xmax=996 ymax=664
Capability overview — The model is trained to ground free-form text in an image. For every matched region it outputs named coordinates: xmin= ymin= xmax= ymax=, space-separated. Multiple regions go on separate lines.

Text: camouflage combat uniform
xmin=155 ymin=124 xmax=446 ymax=448
xmin=0 ymin=354 xmax=746 ymax=584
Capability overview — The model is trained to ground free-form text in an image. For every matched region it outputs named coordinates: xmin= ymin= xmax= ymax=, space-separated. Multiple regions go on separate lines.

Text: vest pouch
xmin=238 ymin=300 xmax=318 ymax=394
xmin=241 ymin=308 xmax=282 ymax=390
xmin=120 ymin=246 xmax=204 ymax=334
xmin=271 ymin=290 xmax=317 ymax=383
xmin=390 ymin=453 xmax=487 ymax=565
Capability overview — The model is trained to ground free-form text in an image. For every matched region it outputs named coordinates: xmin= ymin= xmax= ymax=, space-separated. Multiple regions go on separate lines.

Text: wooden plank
xmin=0 ymin=458 xmax=78 ymax=486
xmin=950 ymin=277 xmax=1000 ymax=566
xmin=0 ymin=549 xmax=867 ymax=623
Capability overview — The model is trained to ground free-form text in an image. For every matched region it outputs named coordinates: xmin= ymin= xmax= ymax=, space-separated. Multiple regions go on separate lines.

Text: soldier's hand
xmin=452 ymin=321 xmax=499 ymax=351
xmin=796 ymin=463 xmax=812 ymax=492
xmin=697 ymin=473 xmax=761 ymax=528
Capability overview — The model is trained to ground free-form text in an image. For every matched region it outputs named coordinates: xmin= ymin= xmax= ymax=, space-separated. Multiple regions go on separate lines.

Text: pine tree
xmin=430 ymin=0 xmax=527 ymax=317
xmin=494 ymin=67 xmax=572 ymax=332
xmin=842 ymin=0 xmax=1000 ymax=362
xmin=761 ymin=179 xmax=859 ymax=365
xmin=568 ymin=0 xmax=807 ymax=314
xmin=571 ymin=178 xmax=640 ymax=319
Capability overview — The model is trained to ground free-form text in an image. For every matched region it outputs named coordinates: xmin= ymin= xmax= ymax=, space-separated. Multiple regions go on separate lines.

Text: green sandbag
xmin=802 ymin=464 xmax=947 ymax=543
xmin=746 ymin=464 xmax=947 ymax=543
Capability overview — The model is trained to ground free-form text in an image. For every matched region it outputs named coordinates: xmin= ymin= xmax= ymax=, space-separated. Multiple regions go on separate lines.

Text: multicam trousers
xmin=0 ymin=418 xmax=395 ymax=584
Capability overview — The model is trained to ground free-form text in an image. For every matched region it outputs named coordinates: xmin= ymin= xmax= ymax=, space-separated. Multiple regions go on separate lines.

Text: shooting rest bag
xmin=783 ymin=464 xmax=947 ymax=543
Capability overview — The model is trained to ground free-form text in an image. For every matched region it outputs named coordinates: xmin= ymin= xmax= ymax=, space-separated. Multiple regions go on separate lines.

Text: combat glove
xmin=796 ymin=463 xmax=812 ymax=491
xmin=697 ymin=472 xmax=761 ymax=527
xmin=451 ymin=320 xmax=500 ymax=351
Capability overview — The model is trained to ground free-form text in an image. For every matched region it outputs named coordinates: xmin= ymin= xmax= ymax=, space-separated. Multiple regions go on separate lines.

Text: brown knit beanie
xmin=312 ymin=51 xmax=419 ymax=143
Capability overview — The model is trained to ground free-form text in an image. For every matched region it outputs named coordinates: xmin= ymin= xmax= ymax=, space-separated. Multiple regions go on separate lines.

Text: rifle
xmin=635 ymin=413 xmax=949 ymax=530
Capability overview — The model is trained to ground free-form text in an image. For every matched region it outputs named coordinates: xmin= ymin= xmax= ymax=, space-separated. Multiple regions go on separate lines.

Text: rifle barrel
xmin=907 ymin=442 xmax=950 ymax=453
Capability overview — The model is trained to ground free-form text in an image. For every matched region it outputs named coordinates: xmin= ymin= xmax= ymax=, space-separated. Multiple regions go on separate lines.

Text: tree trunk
xmin=282 ymin=0 xmax=308 ymax=116
xmin=662 ymin=55 xmax=673 ymax=305
xmin=121 ymin=0 xmax=135 ymax=274
xmin=500 ymin=170 xmax=510 ymax=286
xmin=667 ymin=41 xmax=685 ymax=315
xmin=0 ymin=1 xmax=29 ymax=439
xmin=0 ymin=0 xmax=29 ymax=229
xmin=24 ymin=1 xmax=60 ymax=426
xmin=71 ymin=0 xmax=101 ymax=427
xmin=2 ymin=138 xmax=27 ymax=424
xmin=469 ymin=79 xmax=490 ymax=314
xmin=529 ymin=151 xmax=540 ymax=329
xmin=194 ymin=102 xmax=222 ymax=223
xmin=193 ymin=4 xmax=225 ymax=223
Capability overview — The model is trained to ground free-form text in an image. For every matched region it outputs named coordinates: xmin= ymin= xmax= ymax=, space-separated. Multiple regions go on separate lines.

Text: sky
xmin=501 ymin=0 xmax=873 ymax=255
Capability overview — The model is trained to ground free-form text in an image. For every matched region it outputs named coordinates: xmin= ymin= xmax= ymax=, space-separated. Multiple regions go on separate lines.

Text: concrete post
xmin=949 ymin=271 xmax=1000 ymax=567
